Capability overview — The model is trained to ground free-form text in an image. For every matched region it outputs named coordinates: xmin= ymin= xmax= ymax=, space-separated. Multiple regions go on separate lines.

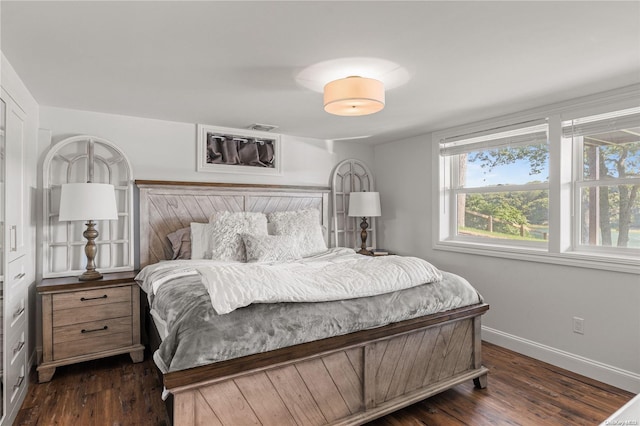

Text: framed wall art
xmin=197 ymin=124 xmax=282 ymax=175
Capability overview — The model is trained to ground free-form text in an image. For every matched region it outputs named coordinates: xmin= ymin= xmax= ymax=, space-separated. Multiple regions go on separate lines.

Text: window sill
xmin=434 ymin=240 xmax=639 ymax=274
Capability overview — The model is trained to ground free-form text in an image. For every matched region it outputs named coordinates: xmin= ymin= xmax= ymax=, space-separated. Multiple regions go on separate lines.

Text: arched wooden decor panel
xmin=331 ymin=159 xmax=376 ymax=249
xmin=42 ymin=135 xmax=134 ymax=278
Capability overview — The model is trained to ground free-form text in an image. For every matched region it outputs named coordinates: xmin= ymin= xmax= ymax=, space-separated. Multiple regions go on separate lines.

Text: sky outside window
xmin=465 ymin=153 xmax=549 ymax=187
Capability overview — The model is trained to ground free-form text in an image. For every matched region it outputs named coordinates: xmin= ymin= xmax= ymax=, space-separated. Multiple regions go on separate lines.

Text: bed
xmin=136 ymin=180 xmax=489 ymax=426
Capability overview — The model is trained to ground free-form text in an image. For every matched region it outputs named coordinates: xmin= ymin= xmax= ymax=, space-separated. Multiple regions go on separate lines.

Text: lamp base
xmin=356 ymin=248 xmax=374 ymax=256
xmin=356 ymin=217 xmax=373 ymax=256
xmin=79 ymin=220 xmax=104 ymax=281
xmin=78 ymin=270 xmax=104 ymax=281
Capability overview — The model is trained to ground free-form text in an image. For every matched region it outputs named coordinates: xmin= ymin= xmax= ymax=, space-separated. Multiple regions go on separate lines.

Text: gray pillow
xmin=166 ymin=227 xmax=191 ymax=260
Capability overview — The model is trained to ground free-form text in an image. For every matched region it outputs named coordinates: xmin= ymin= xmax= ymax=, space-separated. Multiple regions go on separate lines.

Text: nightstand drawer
xmin=54 ymin=316 xmax=132 ymax=345
xmin=53 ymin=317 xmax=133 ymax=360
xmin=52 ymin=301 xmax=131 ymax=328
xmin=52 ymin=285 xmax=131 ymax=310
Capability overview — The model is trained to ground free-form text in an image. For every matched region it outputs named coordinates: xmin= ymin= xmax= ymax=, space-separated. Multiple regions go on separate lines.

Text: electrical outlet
xmin=573 ymin=317 xmax=584 ymax=335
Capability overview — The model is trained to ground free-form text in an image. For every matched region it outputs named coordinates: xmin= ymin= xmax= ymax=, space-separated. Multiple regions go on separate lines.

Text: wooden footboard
xmin=166 ymin=303 xmax=489 ymax=426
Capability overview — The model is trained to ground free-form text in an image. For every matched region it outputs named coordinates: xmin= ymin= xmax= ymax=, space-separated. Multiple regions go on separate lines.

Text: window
xmin=433 ymin=89 xmax=640 ymax=272
xmin=440 ymin=121 xmax=549 ymax=245
xmin=564 ymin=107 xmax=640 ymax=253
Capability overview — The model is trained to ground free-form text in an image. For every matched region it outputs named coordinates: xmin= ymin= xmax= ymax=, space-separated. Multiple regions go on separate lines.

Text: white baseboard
xmin=482 ymin=326 xmax=640 ymax=394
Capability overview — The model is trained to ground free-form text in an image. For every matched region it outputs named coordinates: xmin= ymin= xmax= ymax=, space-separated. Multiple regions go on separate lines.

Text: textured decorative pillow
xmin=241 ymin=234 xmax=303 ymax=262
xmin=267 ymin=209 xmax=327 ymax=257
xmin=208 ymin=210 xmax=241 ymax=223
xmin=166 ymin=227 xmax=191 ymax=260
xmin=190 ymin=222 xmax=214 ymax=259
xmin=209 ymin=211 xmax=268 ymax=261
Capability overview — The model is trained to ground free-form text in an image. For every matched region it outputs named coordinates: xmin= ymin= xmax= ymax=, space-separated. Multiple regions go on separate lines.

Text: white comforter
xmin=137 ymin=248 xmax=443 ymax=315
xmin=202 ymin=248 xmax=443 ymax=314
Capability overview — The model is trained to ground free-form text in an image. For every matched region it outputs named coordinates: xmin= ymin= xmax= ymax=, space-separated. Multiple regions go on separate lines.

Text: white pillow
xmin=267 ymin=209 xmax=327 ymax=257
xmin=190 ymin=222 xmax=214 ymax=260
xmin=241 ymin=234 xmax=303 ymax=262
xmin=209 ymin=211 xmax=268 ymax=261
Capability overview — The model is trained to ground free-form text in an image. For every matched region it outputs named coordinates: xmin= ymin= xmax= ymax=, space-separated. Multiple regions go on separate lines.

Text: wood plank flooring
xmin=15 ymin=342 xmax=634 ymax=425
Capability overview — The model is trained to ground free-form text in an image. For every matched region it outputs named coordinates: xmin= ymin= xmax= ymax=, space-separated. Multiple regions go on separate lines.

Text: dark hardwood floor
xmin=15 ymin=342 xmax=633 ymax=425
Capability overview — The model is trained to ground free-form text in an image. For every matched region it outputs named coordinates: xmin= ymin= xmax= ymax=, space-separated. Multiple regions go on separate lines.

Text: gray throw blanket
xmin=148 ymin=270 xmax=482 ymax=373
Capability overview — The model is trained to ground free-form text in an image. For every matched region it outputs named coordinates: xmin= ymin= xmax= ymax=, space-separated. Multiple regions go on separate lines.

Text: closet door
xmin=2 ymin=90 xmax=26 ymax=262
xmin=0 ymin=96 xmax=6 ymax=422
xmin=1 ymin=90 xmax=29 ymax=425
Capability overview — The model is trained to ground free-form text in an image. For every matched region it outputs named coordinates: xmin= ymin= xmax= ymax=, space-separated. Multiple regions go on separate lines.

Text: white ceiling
xmin=2 ymin=1 xmax=639 ymax=145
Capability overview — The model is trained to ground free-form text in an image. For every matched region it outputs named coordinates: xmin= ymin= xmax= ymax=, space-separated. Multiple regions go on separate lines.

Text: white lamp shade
xmin=324 ymin=76 xmax=385 ymax=116
xmin=348 ymin=192 xmax=381 ymax=217
xmin=58 ymin=183 xmax=119 ymax=221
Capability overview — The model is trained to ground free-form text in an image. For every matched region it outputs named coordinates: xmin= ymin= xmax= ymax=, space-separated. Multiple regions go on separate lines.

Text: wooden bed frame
xmin=136 ymin=180 xmax=489 ymax=426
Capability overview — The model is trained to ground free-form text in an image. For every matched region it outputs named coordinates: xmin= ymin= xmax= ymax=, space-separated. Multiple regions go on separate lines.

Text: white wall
xmin=374 ymin=134 xmax=640 ymax=393
xmin=38 ymin=107 xmax=374 ymax=187
xmin=1 ymin=53 xmax=40 ymax=367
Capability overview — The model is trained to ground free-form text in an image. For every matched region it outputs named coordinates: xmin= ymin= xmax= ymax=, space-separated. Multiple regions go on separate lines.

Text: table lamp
xmin=58 ymin=183 xmax=119 ymax=281
xmin=348 ymin=191 xmax=381 ymax=256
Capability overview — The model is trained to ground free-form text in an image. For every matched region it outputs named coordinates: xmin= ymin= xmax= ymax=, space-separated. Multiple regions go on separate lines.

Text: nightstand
xmin=37 ymin=271 xmax=145 ymax=383
xmin=371 ymin=249 xmax=394 ymax=256
xmin=356 ymin=249 xmax=395 ymax=256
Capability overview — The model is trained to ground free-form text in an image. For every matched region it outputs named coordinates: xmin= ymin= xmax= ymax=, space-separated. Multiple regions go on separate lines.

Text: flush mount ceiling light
xmin=323 ymin=76 xmax=385 ymax=116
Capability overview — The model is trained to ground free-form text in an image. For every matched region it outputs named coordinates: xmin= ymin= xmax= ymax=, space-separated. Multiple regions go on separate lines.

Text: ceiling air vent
xmin=247 ymin=123 xmax=279 ymax=132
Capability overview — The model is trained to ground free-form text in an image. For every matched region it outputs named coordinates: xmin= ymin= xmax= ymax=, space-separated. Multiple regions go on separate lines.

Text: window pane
xmin=579 ymin=185 xmax=640 ymax=248
xmin=461 ymin=144 xmax=549 ymax=188
xmin=582 ymin=130 xmax=640 ymax=181
xmin=457 ymin=190 xmax=549 ymax=241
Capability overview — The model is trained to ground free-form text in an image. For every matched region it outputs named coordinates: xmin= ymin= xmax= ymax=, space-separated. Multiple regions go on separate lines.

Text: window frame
xmin=569 ymin=131 xmax=640 ymax=257
xmin=432 ymin=85 xmax=640 ymax=273
xmin=445 ymin=122 xmax=551 ymax=248
xmin=42 ymin=135 xmax=135 ymax=278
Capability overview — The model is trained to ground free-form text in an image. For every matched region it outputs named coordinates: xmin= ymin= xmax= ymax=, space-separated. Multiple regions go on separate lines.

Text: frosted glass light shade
xmin=323 ymin=76 xmax=385 ymax=116
xmin=348 ymin=192 xmax=381 ymax=217
xmin=59 ymin=183 xmax=119 ymax=221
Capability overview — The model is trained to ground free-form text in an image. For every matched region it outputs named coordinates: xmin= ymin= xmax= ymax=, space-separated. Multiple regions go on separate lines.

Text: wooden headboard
xmin=136 ymin=180 xmax=330 ymax=268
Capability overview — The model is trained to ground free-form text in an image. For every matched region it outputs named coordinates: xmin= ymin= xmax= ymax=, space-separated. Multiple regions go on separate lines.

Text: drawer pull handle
xmin=13 ymin=340 xmax=25 ymax=355
xmin=14 ymin=272 xmax=25 ymax=280
xmin=13 ymin=375 xmax=25 ymax=391
xmin=10 ymin=225 xmax=17 ymax=252
xmin=81 ymin=325 xmax=108 ymax=334
xmin=13 ymin=307 xmax=25 ymax=320
xmin=80 ymin=295 xmax=108 ymax=301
